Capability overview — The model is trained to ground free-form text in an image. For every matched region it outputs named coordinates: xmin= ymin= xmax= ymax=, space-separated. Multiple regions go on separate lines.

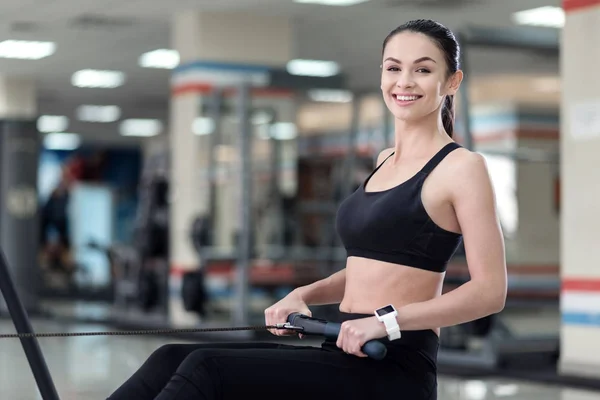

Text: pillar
xmin=464 ymin=103 xmax=560 ymax=267
xmin=0 ymin=76 xmax=40 ymax=313
xmin=560 ymin=0 xmax=600 ymax=379
xmin=169 ymin=11 xmax=296 ymax=325
xmin=514 ymin=106 xmax=560 ymax=266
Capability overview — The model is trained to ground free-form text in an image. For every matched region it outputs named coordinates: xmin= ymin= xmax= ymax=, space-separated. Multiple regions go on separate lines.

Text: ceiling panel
xmin=0 ymin=0 xmax=562 ymax=145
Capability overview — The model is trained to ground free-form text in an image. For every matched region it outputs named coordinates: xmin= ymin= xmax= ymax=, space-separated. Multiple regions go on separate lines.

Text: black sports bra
xmin=335 ymin=143 xmax=463 ymax=273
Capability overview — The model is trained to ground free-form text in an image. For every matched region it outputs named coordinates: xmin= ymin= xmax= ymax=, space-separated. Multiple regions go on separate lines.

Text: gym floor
xmin=0 ymin=319 xmax=597 ymax=400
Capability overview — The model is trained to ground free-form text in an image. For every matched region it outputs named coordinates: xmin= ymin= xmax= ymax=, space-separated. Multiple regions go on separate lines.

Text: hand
xmin=336 ymin=316 xmax=387 ymax=357
xmin=264 ymin=291 xmax=311 ymax=337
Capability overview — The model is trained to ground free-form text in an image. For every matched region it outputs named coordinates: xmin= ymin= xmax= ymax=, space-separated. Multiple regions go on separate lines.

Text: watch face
xmin=376 ymin=305 xmax=395 ymax=317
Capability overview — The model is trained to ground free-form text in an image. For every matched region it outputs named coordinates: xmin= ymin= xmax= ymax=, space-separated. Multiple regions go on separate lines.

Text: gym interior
xmin=0 ymin=0 xmax=599 ymax=399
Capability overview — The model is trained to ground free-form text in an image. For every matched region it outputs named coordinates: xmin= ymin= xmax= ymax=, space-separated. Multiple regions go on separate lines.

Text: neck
xmin=391 ymin=112 xmax=450 ymax=159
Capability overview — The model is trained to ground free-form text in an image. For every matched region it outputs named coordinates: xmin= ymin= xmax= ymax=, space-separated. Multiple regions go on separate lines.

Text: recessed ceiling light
xmin=512 ymin=6 xmax=564 ymax=29
xmin=43 ymin=133 xmax=81 ymax=151
xmin=286 ymin=59 xmax=340 ymax=77
xmin=139 ymin=49 xmax=180 ymax=69
xmin=77 ymin=105 xmax=121 ymax=122
xmin=192 ymin=117 xmax=215 ymax=136
xmin=294 ymin=0 xmax=369 ymax=5
xmin=37 ymin=115 xmax=69 ymax=133
xmin=119 ymin=119 xmax=162 ymax=137
xmin=0 ymin=40 xmax=55 ymax=60
xmin=270 ymin=122 xmax=297 ymax=140
xmin=72 ymin=69 xmax=125 ymax=88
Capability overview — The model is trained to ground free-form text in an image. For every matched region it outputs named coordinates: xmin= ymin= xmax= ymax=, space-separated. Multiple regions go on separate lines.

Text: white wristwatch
xmin=374 ymin=304 xmax=401 ymax=341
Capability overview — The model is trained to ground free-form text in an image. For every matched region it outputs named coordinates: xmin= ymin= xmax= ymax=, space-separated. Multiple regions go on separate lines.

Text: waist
xmin=322 ymin=311 xmax=439 ymax=369
xmin=341 ymin=261 xmax=444 ymax=316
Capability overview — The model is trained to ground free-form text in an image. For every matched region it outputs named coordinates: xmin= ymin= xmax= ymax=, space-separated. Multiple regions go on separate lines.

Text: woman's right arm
xmin=293 ymin=268 xmax=346 ymax=306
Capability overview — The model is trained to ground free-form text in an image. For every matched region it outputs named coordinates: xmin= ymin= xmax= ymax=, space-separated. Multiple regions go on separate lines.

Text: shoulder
xmin=376 ymin=147 xmax=395 ymax=166
xmin=447 ymin=147 xmax=489 ymax=178
xmin=442 ymin=148 xmax=494 ymax=203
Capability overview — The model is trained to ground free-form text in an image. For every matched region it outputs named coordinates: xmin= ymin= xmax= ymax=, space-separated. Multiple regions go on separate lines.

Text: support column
xmin=560 ymin=0 xmax=600 ymax=379
xmin=169 ymin=11 xmax=295 ymax=326
xmin=0 ymin=76 xmax=40 ymax=314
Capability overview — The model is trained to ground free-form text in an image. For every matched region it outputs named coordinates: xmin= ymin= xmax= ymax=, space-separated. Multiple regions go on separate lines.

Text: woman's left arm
xmin=396 ymin=152 xmax=507 ymax=331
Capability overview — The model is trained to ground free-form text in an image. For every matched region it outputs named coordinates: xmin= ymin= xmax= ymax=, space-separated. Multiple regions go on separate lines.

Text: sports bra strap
xmin=419 ymin=142 xmax=461 ymax=175
xmin=365 ymin=151 xmax=395 ymax=179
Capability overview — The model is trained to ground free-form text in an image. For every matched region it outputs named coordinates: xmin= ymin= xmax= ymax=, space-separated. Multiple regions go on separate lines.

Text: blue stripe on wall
xmin=174 ymin=60 xmax=271 ymax=74
xmin=562 ymin=312 xmax=600 ymax=327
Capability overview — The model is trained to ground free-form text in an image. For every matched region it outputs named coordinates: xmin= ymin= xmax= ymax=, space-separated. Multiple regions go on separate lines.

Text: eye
xmin=416 ymin=68 xmax=430 ymax=73
xmin=386 ymin=66 xmax=399 ymax=72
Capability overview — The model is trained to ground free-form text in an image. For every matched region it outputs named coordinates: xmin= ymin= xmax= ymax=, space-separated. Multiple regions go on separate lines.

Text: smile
xmin=393 ymin=94 xmax=422 ymax=101
xmin=392 ymin=94 xmax=422 ymax=105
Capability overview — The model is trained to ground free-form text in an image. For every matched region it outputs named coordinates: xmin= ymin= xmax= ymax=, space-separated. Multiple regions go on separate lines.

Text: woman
xmin=108 ymin=19 xmax=506 ymax=400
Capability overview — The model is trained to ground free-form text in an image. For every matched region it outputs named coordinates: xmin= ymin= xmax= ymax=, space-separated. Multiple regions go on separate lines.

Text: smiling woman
xmin=107 ymin=19 xmax=506 ymax=400
xmin=380 ymin=19 xmax=462 ymax=139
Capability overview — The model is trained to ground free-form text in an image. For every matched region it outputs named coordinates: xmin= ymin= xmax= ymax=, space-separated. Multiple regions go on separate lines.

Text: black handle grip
xmin=286 ymin=313 xmax=387 ymax=360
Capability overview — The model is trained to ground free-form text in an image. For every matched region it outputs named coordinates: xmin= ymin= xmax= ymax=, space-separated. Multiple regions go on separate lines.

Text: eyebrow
xmin=384 ymin=56 xmax=436 ymax=64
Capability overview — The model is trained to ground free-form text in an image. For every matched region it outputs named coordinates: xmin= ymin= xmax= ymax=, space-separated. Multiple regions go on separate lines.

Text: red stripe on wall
xmin=172 ymin=83 xmax=294 ymax=98
xmin=562 ymin=278 xmax=600 ymax=292
xmin=564 ymin=0 xmax=600 ymax=12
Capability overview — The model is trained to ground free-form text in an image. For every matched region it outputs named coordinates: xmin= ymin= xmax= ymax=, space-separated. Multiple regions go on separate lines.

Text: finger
xmin=336 ymin=332 xmax=344 ymax=350
xmin=353 ymin=348 xmax=368 ymax=358
xmin=336 ymin=330 xmax=345 ymax=350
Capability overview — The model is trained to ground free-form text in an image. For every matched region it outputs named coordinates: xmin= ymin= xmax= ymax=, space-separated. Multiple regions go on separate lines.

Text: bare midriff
xmin=339 ymin=256 xmax=445 ymax=336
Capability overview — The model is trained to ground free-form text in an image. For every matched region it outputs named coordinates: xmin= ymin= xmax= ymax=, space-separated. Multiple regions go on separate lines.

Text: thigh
xmin=108 ymin=341 xmax=286 ymax=400
xmin=163 ymin=345 xmax=412 ymax=400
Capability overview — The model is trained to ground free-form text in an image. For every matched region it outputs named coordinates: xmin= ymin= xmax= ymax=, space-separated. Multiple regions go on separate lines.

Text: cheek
xmin=380 ymin=74 xmax=393 ymax=88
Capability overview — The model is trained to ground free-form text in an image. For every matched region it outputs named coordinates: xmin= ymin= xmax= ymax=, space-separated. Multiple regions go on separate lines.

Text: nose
xmin=395 ymin=71 xmax=415 ymax=89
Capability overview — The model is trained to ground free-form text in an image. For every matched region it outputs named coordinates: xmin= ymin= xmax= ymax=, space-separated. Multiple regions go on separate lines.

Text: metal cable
xmin=0 ymin=325 xmax=278 ymax=339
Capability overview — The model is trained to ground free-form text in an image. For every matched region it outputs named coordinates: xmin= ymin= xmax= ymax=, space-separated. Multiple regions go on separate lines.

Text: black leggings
xmin=107 ymin=313 xmax=439 ymax=400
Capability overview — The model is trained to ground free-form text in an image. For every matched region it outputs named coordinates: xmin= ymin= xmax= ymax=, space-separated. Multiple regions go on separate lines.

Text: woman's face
xmin=381 ymin=31 xmax=458 ymax=123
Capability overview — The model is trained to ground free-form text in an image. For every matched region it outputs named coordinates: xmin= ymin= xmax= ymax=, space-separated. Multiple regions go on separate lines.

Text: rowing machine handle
xmin=287 ymin=313 xmax=387 ymax=360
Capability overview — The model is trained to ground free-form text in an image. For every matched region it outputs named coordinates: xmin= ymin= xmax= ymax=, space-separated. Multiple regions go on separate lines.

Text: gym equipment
xmin=181 ymin=269 xmax=208 ymax=316
xmin=85 ymin=171 xmax=171 ymax=317
xmin=438 ymin=264 xmax=560 ymax=370
xmin=1 ymin=245 xmax=385 ymax=400
xmin=0 ymin=247 xmax=60 ymax=400
xmin=286 ymin=312 xmax=387 ymax=360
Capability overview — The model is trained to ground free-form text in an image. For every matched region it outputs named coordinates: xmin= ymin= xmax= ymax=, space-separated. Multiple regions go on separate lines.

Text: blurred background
xmin=0 ymin=0 xmax=599 ymax=399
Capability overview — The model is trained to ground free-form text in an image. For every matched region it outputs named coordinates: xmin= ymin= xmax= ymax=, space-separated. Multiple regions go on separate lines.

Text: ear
xmin=446 ymin=70 xmax=463 ymax=96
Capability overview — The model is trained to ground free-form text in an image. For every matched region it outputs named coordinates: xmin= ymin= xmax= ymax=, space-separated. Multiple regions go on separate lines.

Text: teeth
xmin=395 ymin=95 xmax=419 ymax=101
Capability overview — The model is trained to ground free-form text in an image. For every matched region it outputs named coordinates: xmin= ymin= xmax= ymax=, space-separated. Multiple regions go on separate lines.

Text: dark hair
xmin=382 ymin=19 xmax=460 ymax=137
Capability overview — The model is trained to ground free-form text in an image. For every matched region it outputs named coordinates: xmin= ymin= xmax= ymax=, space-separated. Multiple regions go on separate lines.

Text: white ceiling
xmin=0 ymin=0 xmax=561 ymax=147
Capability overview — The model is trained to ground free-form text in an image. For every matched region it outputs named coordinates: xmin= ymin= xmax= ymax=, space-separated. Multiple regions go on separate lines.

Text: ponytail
xmin=442 ymin=94 xmax=455 ymax=138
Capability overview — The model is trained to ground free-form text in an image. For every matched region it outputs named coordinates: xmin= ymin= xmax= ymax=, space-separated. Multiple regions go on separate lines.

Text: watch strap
xmin=382 ymin=316 xmax=401 ymax=340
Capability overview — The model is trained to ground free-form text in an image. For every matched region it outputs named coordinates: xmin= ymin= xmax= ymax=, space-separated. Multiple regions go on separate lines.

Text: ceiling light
xmin=37 ymin=115 xmax=69 ymax=133
xmin=286 ymin=59 xmax=340 ymax=77
xmin=72 ymin=69 xmax=126 ymax=88
xmin=77 ymin=105 xmax=121 ymax=122
xmin=119 ymin=119 xmax=163 ymax=137
xmin=251 ymin=110 xmax=274 ymax=125
xmin=139 ymin=49 xmax=180 ymax=69
xmin=512 ymin=6 xmax=564 ymax=28
xmin=294 ymin=0 xmax=369 ymax=5
xmin=0 ymin=40 xmax=55 ymax=60
xmin=308 ymin=89 xmax=353 ymax=103
xmin=43 ymin=133 xmax=81 ymax=151
xmin=270 ymin=122 xmax=297 ymax=140
xmin=192 ymin=117 xmax=215 ymax=135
